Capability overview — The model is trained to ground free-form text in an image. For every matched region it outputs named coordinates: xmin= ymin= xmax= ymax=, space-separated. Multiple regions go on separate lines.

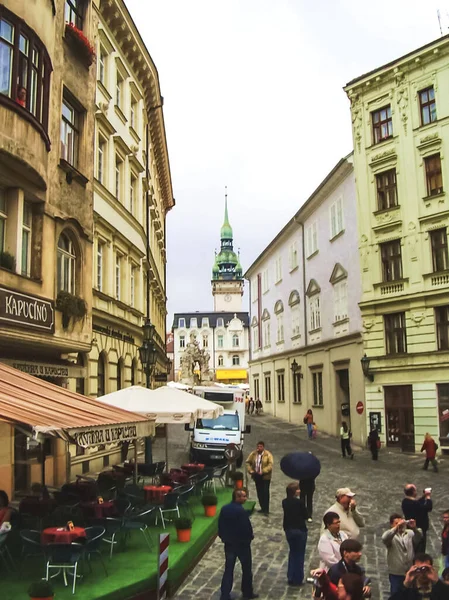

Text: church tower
xmin=212 ymin=190 xmax=244 ymax=312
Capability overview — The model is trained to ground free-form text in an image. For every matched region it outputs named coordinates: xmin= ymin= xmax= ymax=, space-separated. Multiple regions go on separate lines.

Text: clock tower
xmin=212 ymin=191 xmax=244 ymax=312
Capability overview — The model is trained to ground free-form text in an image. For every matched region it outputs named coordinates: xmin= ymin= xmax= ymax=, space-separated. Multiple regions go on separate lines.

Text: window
xmin=232 ymin=334 xmax=239 ymax=348
xmin=425 ymin=154 xmax=443 ymax=196
xmin=130 ymin=266 xmax=135 ymax=306
xmin=381 ymin=240 xmax=402 ymax=282
xmin=253 ymin=377 xmax=259 ymax=400
xmin=252 ymin=327 xmax=258 ymax=349
xmin=21 ymin=201 xmax=31 ymax=276
xmin=65 ymin=0 xmax=84 ymax=29
xmin=97 ymin=136 xmax=106 ymax=184
xmin=57 ymin=231 xmax=76 ymax=293
xmin=179 ymin=335 xmax=185 ymax=348
xmin=289 ymin=241 xmax=298 ymax=270
xmin=385 ymin=312 xmax=407 ymax=355
xmin=115 ymin=156 xmax=122 ymax=201
xmin=202 ymin=317 xmax=209 ymax=327
xmin=438 ymin=384 xmax=449 ymax=438
xmin=372 ymin=105 xmax=393 ymax=144
xmin=0 ymin=191 xmax=6 ymax=251
xmin=96 ymin=241 xmax=103 ymax=291
xmin=276 ymin=313 xmax=284 ymax=343
xmin=232 ymin=354 xmax=240 ymax=366
xmin=430 ymin=228 xmax=448 ymax=273
xmin=98 ymin=46 xmax=106 ymax=85
xmin=333 ymin=280 xmax=348 ymax=322
xmin=0 ymin=13 xmax=51 ymax=128
xmin=293 ymin=371 xmax=302 ymax=404
xmin=306 ymin=221 xmax=318 ymax=257
xmin=277 ymin=371 xmax=285 ymax=403
xmin=190 ymin=318 xmax=197 ymax=328
xmin=97 ymin=353 xmax=106 ymax=396
xmin=218 ymin=355 xmax=224 ymax=366
xmin=217 ymin=317 xmax=224 ymax=327
xmin=436 ymin=306 xmax=449 ymax=351
xmin=263 ymin=319 xmax=270 ymax=347
xmin=419 ymin=87 xmax=436 ymax=126
xmin=309 ymin=295 xmax=321 ymax=331
xmin=312 ymin=371 xmax=323 ymax=406
xmin=61 ymin=98 xmax=79 ymax=167
xmin=262 ymin=268 xmax=269 ymax=293
xmin=202 ymin=335 xmax=208 ymax=348
xmin=264 ymin=375 xmax=271 ymax=403
xmin=130 ymin=96 xmax=137 ymax=129
xmin=275 ymin=255 xmax=282 ymax=282
xmin=217 ymin=334 xmax=224 ymax=348
xmin=376 ymin=169 xmax=397 ymax=210
xmin=291 ymin=304 xmax=300 ymax=337
xmin=178 ymin=318 xmax=186 ymax=328
xmin=330 ymin=197 xmax=344 ymax=238
xmin=115 ymin=253 xmax=121 ymax=300
xmin=116 ymin=71 xmax=123 ymax=108
xmin=130 ymin=174 xmax=136 ymax=214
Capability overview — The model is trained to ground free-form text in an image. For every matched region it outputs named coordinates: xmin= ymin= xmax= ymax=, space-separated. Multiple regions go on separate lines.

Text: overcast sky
xmin=126 ymin=0 xmax=447 ymax=325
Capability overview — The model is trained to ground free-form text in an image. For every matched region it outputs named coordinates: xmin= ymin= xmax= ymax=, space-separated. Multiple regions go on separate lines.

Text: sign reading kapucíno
xmin=70 ymin=422 xmax=154 ymax=448
xmin=0 ymin=287 xmax=54 ymax=333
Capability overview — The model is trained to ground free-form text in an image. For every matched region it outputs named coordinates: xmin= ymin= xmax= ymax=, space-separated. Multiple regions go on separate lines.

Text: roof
xmin=173 ymin=312 xmax=250 ymax=329
xmin=0 ymin=363 xmax=153 ymax=445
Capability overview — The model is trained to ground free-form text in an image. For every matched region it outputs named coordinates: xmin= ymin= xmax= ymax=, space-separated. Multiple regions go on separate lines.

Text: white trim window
xmin=291 ymin=304 xmax=300 ymax=337
xmin=115 ymin=156 xmax=122 ymax=202
xmin=190 ymin=317 xmax=197 ymax=328
xmin=179 ymin=334 xmax=185 ymax=348
xmin=217 ymin=334 xmax=224 ymax=348
xmin=218 ymin=355 xmax=224 ymax=366
xmin=289 ymin=241 xmax=298 ymax=270
xmin=232 ymin=334 xmax=239 ymax=348
xmin=263 ymin=320 xmax=271 ymax=347
xmin=275 ymin=255 xmax=282 ymax=282
xmin=178 ymin=318 xmax=186 ymax=328
xmin=97 ymin=135 xmax=106 ymax=184
xmin=306 ymin=221 xmax=318 ymax=257
xmin=115 ymin=253 xmax=121 ymax=301
xmin=251 ymin=277 xmax=258 ymax=301
xmin=130 ymin=265 xmax=136 ymax=307
xmin=232 ymin=354 xmax=240 ymax=366
xmin=309 ymin=295 xmax=321 ymax=331
xmin=96 ymin=241 xmax=103 ymax=291
xmin=21 ymin=201 xmax=32 ymax=276
xmin=202 ymin=335 xmax=208 ymax=348
xmin=334 ymin=280 xmax=348 ymax=322
xmin=253 ymin=327 xmax=258 ymax=349
xmin=116 ymin=70 xmax=123 ymax=108
xmin=276 ymin=313 xmax=284 ymax=343
xmin=217 ymin=317 xmax=224 ymax=327
xmin=57 ymin=231 xmax=76 ymax=293
xmin=262 ymin=268 xmax=269 ymax=293
xmin=130 ymin=174 xmax=137 ymax=215
xmin=98 ymin=46 xmax=106 ymax=85
xmin=60 ymin=97 xmax=78 ymax=167
xmin=330 ymin=197 xmax=344 ymax=239
xmin=202 ymin=317 xmax=209 ymax=327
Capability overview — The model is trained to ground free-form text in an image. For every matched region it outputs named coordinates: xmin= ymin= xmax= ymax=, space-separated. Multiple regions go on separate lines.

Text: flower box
xmin=65 ymin=23 xmax=95 ymax=67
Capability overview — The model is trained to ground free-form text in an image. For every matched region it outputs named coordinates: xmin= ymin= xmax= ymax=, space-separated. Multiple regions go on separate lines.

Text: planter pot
xmin=176 ymin=528 xmax=191 ymax=542
xmin=204 ymin=505 xmax=217 ymax=517
xmin=234 ymin=479 xmax=243 ymax=489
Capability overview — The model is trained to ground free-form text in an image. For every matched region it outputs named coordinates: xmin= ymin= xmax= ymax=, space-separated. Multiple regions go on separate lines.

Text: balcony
xmin=374 ymin=278 xmax=408 ymax=297
xmin=423 ymin=270 xmax=449 ymax=290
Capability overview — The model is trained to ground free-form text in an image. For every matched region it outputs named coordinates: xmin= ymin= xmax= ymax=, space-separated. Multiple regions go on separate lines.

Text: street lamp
xmin=139 ymin=318 xmax=157 ymax=463
xmin=290 ymin=359 xmax=299 ymax=374
xmin=360 ymin=354 xmax=374 ymax=382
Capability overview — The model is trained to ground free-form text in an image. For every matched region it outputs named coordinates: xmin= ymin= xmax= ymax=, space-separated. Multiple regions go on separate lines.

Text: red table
xmin=41 ymin=526 xmax=86 ymax=545
xmin=181 ymin=463 xmax=205 ymax=475
xmin=80 ymin=500 xmax=115 ymax=519
xmin=144 ymin=485 xmax=172 ymax=504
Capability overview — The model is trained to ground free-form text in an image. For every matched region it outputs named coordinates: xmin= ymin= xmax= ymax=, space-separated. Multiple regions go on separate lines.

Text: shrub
xmin=201 ymin=494 xmax=218 ymax=506
xmin=0 ymin=251 xmax=15 ymax=271
xmin=174 ymin=517 xmax=192 ymax=530
xmin=28 ymin=581 xmax=54 ymax=597
xmin=56 ymin=290 xmax=87 ymax=328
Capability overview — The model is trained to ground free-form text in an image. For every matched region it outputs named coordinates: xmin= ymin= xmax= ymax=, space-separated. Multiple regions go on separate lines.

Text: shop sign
xmin=0 ymin=287 xmax=54 ymax=333
xmin=1 ymin=359 xmax=85 ymax=379
xmin=154 ymin=373 xmax=168 ymax=382
xmin=70 ymin=421 xmax=154 ymax=448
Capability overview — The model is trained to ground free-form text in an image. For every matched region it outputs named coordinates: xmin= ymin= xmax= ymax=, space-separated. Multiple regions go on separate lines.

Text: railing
xmin=431 ymin=273 xmax=449 ymax=287
xmin=380 ymin=282 xmax=404 ymax=295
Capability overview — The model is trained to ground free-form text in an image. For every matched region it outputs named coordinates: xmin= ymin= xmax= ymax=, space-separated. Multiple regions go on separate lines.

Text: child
xmin=312 ymin=422 xmax=318 ymax=439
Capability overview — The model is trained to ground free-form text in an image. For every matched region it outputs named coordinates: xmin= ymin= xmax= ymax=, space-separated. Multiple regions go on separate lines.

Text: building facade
xmin=345 ymin=35 xmax=449 ymax=453
xmin=0 ymin=0 xmax=97 ymax=495
xmin=246 ymin=156 xmax=367 ymax=444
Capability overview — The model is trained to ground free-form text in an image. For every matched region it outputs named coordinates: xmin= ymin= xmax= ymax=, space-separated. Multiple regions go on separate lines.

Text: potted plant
xmin=230 ymin=471 xmax=244 ymax=489
xmin=28 ymin=581 xmax=54 ymax=600
xmin=56 ymin=290 xmax=87 ymax=329
xmin=0 ymin=251 xmax=15 ymax=271
xmin=201 ymin=494 xmax=218 ymax=517
xmin=64 ymin=23 xmax=95 ymax=67
xmin=174 ymin=517 xmax=192 ymax=543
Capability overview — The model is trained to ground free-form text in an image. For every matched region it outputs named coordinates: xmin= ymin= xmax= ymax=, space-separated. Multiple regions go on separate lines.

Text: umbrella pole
xmin=133 ymin=441 xmax=138 ymax=484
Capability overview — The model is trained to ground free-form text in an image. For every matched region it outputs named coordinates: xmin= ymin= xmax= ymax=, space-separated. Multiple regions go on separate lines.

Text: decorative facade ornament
xmin=411 ymin=312 xmax=426 ymax=326
xmin=180 ymin=333 xmax=212 ymax=385
xmin=396 ymin=86 xmax=409 ymax=133
xmin=363 ymin=318 xmax=376 ymax=330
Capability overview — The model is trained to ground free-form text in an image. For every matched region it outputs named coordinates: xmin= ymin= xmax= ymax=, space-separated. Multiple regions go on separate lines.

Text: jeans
xmin=341 ymin=438 xmax=352 ymax=457
xmin=444 ymin=555 xmax=449 ymax=570
xmin=285 ymin=529 xmax=307 ymax=584
xmin=255 ymin=477 xmax=271 ymax=513
xmin=307 ymin=423 xmax=313 ymax=438
xmin=389 ymin=574 xmax=405 ymax=596
xmin=220 ymin=543 xmax=253 ymax=599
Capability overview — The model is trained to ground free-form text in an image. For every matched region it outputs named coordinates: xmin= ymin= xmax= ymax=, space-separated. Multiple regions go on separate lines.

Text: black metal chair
xmin=121 ymin=505 xmax=156 ymax=551
xmin=45 ymin=542 xmax=84 ymax=594
xmin=19 ymin=529 xmax=45 ymax=573
xmin=0 ymin=531 xmax=15 ymax=572
xmin=211 ymin=464 xmax=228 ymax=491
xmin=137 ymin=462 xmax=158 ymax=484
xmin=90 ymin=517 xmax=123 ymax=560
xmin=156 ymin=493 xmax=180 ymax=529
xmin=176 ymin=484 xmax=195 ymax=521
xmin=123 ymin=484 xmax=145 ymax=506
xmin=84 ymin=526 xmax=107 ymax=576
xmin=194 ymin=471 xmax=211 ymax=495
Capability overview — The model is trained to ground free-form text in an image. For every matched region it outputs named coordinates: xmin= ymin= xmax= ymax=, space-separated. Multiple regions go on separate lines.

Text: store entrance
xmin=385 ymin=385 xmax=415 ymax=452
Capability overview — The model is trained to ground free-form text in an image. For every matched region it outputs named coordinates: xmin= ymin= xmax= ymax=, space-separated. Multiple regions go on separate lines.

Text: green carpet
xmin=3 ymin=489 xmax=235 ymax=600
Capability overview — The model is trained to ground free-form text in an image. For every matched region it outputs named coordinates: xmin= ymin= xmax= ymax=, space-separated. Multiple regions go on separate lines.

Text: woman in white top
xmin=318 ymin=511 xmax=348 ymax=569
xmin=340 ymin=421 xmax=353 ymax=459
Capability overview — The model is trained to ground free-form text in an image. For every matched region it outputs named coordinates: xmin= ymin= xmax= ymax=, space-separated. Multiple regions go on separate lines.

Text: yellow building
xmin=0 ymin=0 xmax=97 ymax=495
xmin=344 ymin=35 xmax=449 ymax=453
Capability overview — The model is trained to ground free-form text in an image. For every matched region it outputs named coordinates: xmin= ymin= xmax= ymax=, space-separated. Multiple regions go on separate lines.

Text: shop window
xmin=253 ymin=377 xmax=259 ymax=400
xmin=293 ymin=371 xmax=302 ymax=404
xmin=438 ymin=383 xmax=449 ymax=438
xmin=117 ymin=358 xmax=124 ymax=390
xmin=131 ymin=358 xmax=138 ymax=386
xmin=57 ymin=231 xmax=76 ymax=293
xmin=76 ymin=353 xmax=85 ymax=395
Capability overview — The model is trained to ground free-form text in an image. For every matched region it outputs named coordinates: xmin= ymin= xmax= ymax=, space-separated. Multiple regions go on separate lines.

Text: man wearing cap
xmin=322 ymin=488 xmax=365 ymax=540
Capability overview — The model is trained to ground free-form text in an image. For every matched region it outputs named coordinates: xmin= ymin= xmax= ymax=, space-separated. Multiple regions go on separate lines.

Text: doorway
xmin=384 ymin=385 xmax=415 ymax=452
xmin=336 ymin=369 xmax=350 ymax=430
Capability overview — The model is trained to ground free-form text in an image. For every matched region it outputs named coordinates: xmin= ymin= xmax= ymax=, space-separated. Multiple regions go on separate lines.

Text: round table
xmin=41 ymin=526 xmax=86 ymax=545
xmin=181 ymin=463 xmax=205 ymax=475
xmin=80 ymin=500 xmax=115 ymax=519
xmin=143 ymin=485 xmax=172 ymax=504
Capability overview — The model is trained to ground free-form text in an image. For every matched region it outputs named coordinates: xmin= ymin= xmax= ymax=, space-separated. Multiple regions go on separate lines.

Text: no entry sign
xmin=356 ymin=401 xmax=364 ymax=415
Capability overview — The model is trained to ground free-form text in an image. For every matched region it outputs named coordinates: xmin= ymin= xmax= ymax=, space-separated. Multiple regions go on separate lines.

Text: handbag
xmin=303 ymin=417 xmax=308 ymax=424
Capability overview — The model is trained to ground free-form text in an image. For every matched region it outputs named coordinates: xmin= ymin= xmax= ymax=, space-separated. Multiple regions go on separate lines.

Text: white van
xmin=186 ymin=386 xmax=251 ymax=466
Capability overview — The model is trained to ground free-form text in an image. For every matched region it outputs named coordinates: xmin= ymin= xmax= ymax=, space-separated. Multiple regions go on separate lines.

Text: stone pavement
xmin=153 ymin=414 xmax=447 ymax=600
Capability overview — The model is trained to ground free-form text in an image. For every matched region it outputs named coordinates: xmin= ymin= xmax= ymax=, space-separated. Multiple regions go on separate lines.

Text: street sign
xmin=356 ymin=401 xmax=364 ymax=415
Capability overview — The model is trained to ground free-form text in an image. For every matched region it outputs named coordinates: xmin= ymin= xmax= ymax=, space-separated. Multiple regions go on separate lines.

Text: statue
xmin=180 ymin=333 xmax=212 ymax=385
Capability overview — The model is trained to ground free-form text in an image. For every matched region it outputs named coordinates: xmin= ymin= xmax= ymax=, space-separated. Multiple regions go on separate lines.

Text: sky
xmin=126 ymin=0 xmax=448 ymax=326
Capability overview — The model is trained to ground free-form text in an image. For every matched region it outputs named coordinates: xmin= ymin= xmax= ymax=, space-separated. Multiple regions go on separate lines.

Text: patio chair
xmin=19 ymin=529 xmax=45 ymax=573
xmin=155 ymin=461 xmax=166 ymax=483
xmin=123 ymin=484 xmax=145 ymax=506
xmin=84 ymin=526 xmax=108 ymax=576
xmin=0 ymin=531 xmax=15 ymax=572
xmin=45 ymin=543 xmax=84 ymax=594
xmin=90 ymin=517 xmax=123 ymax=560
xmin=114 ymin=496 xmax=131 ymax=517
xmin=194 ymin=472 xmax=210 ymax=496
xmin=121 ymin=505 xmax=157 ymax=551
xmin=137 ymin=462 xmax=158 ymax=484
xmin=211 ymin=464 xmax=228 ymax=491
xmin=176 ymin=484 xmax=195 ymax=520
xmin=156 ymin=493 xmax=180 ymax=529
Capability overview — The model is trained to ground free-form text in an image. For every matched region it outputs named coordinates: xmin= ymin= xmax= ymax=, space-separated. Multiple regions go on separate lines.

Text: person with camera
xmin=402 ymin=485 xmax=433 ymax=553
xmin=382 ymin=513 xmax=423 ymax=595
xmin=327 ymin=539 xmax=371 ymax=597
xmin=390 ymin=554 xmax=446 ymax=600
xmin=246 ymin=441 xmax=273 ymax=515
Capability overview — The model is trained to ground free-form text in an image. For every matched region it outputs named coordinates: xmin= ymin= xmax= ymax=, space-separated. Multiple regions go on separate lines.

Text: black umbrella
xmin=280 ymin=452 xmax=321 ymax=480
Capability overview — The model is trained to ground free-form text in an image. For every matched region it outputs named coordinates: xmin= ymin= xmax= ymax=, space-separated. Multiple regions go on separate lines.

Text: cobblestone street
xmin=153 ymin=414 xmax=447 ymax=600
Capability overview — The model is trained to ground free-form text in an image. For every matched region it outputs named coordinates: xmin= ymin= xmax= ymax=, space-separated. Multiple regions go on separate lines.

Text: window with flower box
xmin=65 ymin=0 xmax=84 ymax=30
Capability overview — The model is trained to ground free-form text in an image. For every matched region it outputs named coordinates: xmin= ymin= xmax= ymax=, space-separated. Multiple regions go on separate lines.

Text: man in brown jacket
xmin=246 ymin=441 xmax=273 ymax=515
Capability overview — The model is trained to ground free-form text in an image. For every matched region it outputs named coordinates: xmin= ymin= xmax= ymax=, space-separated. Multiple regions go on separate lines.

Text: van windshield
xmin=197 ymin=415 xmax=239 ymax=431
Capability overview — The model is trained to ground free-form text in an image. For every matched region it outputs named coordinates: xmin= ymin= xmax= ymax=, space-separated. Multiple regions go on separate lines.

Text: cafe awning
xmin=0 ymin=362 xmax=154 ymax=447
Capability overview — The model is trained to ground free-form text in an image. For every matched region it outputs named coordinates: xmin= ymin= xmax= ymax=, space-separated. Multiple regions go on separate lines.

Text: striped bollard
xmin=157 ymin=533 xmax=170 ymax=599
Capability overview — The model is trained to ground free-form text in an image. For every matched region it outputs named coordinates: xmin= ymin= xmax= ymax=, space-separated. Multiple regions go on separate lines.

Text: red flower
xmin=65 ymin=23 xmax=95 ymax=66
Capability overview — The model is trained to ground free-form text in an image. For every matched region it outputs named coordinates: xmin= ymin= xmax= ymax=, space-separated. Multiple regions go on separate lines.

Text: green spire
xmin=220 ymin=187 xmax=233 ymax=240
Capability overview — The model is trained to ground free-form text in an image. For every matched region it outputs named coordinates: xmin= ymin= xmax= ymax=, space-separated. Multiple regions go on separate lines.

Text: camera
xmin=415 ymin=566 xmax=429 ymax=573
xmin=405 ymin=520 xmax=412 ymax=526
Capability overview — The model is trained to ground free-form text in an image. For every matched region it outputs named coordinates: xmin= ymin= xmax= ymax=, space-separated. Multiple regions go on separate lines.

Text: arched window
xmin=232 ymin=334 xmax=239 ymax=348
xmin=57 ymin=231 xmax=77 ymax=293
xmin=97 ymin=352 xmax=106 ymax=397
xmin=117 ymin=357 xmax=124 ymax=390
xmin=218 ymin=355 xmax=224 ymax=366
xmin=232 ymin=355 xmax=240 ymax=366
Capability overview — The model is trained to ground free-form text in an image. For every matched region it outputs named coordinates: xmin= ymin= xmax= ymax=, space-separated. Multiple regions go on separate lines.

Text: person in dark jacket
xmin=389 ymin=553 xmax=446 ymax=600
xmin=299 ymin=476 xmax=316 ymax=522
xmin=367 ymin=428 xmax=380 ymax=461
xmin=442 ymin=510 xmax=449 ymax=570
xmin=402 ymin=485 xmax=433 ymax=553
xmin=328 ymin=539 xmax=371 ymax=597
xmin=218 ymin=489 xmax=258 ymax=600
xmin=282 ymin=482 xmax=308 ymax=586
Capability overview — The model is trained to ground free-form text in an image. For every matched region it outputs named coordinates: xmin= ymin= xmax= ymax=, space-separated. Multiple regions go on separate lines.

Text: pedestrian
xmin=328 ymin=539 xmax=371 ymax=597
xmin=402 ymin=484 xmax=432 ymax=553
xmin=367 ymin=427 xmax=380 ymax=461
xmin=245 ymin=396 xmax=250 ymax=414
xmin=382 ymin=513 xmax=423 ymax=596
xmin=282 ymin=482 xmax=308 ymax=587
xmin=323 ymin=488 xmax=365 ymax=540
xmin=299 ymin=476 xmax=316 ymax=522
xmin=390 ymin=554 xmax=445 ymax=600
xmin=441 ymin=510 xmax=449 ymax=570
xmin=304 ymin=409 xmax=314 ymax=439
xmin=312 ymin=422 xmax=318 ymax=439
xmin=246 ymin=441 xmax=273 ymax=515
xmin=311 ymin=571 xmax=365 ymax=600
xmin=218 ymin=488 xmax=259 ymax=600
xmin=340 ymin=421 xmax=353 ymax=459
xmin=248 ymin=398 xmax=255 ymax=415
xmin=255 ymin=398 xmax=263 ymax=415
xmin=421 ymin=433 xmax=439 ymax=472
xmin=318 ymin=511 xmax=348 ymax=570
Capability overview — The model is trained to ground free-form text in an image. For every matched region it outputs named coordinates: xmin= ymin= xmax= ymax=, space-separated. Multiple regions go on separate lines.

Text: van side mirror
xmin=244 ymin=425 xmax=251 ymax=434
xmin=184 ymin=424 xmax=193 ymax=432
